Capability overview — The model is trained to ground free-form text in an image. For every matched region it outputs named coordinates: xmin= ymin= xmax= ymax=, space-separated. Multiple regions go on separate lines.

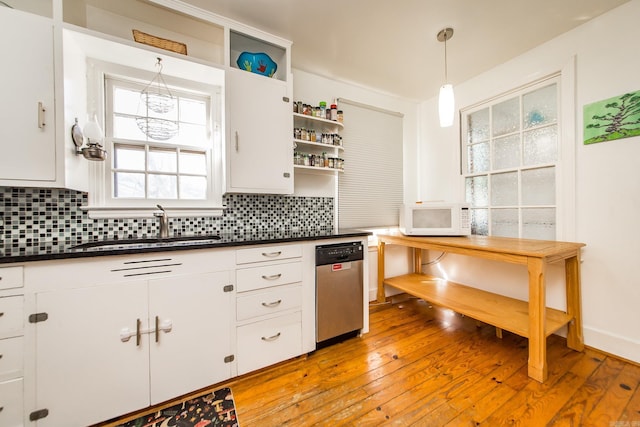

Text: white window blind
xmin=337 ymin=98 xmax=403 ymax=229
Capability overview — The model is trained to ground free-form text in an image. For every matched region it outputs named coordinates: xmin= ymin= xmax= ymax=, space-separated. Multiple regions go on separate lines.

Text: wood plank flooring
xmin=104 ymin=297 xmax=640 ymax=427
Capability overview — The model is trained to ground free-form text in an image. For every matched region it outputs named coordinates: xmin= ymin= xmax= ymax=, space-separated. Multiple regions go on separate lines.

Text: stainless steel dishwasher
xmin=316 ymin=242 xmax=364 ymax=344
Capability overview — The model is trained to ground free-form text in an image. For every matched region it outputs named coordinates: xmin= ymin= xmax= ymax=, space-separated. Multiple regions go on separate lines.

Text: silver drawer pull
xmin=261 ymin=273 xmax=282 ymax=280
xmin=261 ymin=299 xmax=282 ymax=308
xmin=261 ymin=332 xmax=281 ymax=342
xmin=261 ymin=251 xmax=282 ymax=258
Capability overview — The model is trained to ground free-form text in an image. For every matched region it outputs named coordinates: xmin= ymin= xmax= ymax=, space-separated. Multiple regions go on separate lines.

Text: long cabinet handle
xmin=38 ymin=102 xmax=46 ymax=128
xmin=235 ymin=131 xmax=239 ymax=152
xmin=261 ymin=273 xmax=282 ymax=281
xmin=261 ymin=299 xmax=282 ymax=308
xmin=136 ymin=318 xmax=141 ymax=346
xmin=120 ymin=318 xmax=172 ymax=344
xmin=261 ymin=332 xmax=281 ymax=342
xmin=261 ymin=251 xmax=282 ymax=258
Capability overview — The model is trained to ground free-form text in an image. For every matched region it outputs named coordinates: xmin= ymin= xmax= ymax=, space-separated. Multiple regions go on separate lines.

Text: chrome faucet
xmin=154 ymin=204 xmax=170 ymax=239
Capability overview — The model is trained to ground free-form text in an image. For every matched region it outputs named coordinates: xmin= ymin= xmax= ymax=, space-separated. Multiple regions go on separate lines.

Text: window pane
xmin=471 ymin=208 xmax=488 ymax=236
xmin=492 ymin=208 xmax=518 ymax=238
xmin=180 ymin=151 xmax=207 ymax=175
xmin=114 ymin=145 xmax=145 ymax=171
xmin=173 ymin=123 xmax=208 ymax=148
xmin=148 ymin=174 xmax=177 ymax=199
xmin=491 ymin=172 xmax=518 ymax=206
xmin=114 ymin=115 xmax=146 ymax=141
xmin=468 ymin=142 xmax=489 ymax=174
xmin=114 ymin=172 xmax=145 ymax=198
xmin=523 ymin=84 xmax=557 ymax=128
xmin=466 ymin=176 xmax=488 ymax=207
xmin=180 ymin=176 xmax=207 ymax=199
xmin=492 ymin=97 xmax=520 ymax=136
xmin=493 ymin=134 xmax=520 ymax=170
xmin=180 ymin=98 xmax=207 ymax=125
xmin=148 ymin=148 xmax=177 ymax=173
xmin=524 ymin=125 xmax=557 ymax=166
xmin=522 ymin=208 xmax=556 ymax=240
xmin=467 ymin=108 xmax=490 ymax=143
xmin=522 ymin=167 xmax=555 ymax=205
xmin=113 ymin=88 xmax=141 ymax=116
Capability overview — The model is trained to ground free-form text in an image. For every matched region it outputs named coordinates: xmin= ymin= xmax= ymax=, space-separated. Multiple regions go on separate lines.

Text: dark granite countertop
xmin=0 ymin=229 xmax=371 ymax=264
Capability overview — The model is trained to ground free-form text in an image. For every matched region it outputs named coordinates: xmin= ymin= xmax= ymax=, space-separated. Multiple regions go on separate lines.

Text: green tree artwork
xmin=583 ymin=90 xmax=640 ymax=144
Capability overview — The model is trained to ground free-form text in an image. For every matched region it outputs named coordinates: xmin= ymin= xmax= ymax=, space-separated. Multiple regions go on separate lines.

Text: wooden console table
xmin=376 ymin=233 xmax=585 ymax=383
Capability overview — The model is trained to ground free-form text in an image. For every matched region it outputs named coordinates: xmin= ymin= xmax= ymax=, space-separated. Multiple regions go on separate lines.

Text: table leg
xmin=528 ymin=257 xmax=547 ymax=382
xmin=565 ymin=254 xmax=584 ymax=351
xmin=377 ymin=241 xmax=386 ymax=303
xmin=414 ymin=248 xmax=422 ymax=273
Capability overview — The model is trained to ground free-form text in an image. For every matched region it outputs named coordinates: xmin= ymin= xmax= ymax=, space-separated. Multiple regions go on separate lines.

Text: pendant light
xmin=437 ymin=27 xmax=455 ymax=128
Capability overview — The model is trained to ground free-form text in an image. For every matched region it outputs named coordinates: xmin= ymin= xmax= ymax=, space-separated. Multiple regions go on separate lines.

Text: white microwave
xmin=399 ymin=202 xmax=471 ymax=236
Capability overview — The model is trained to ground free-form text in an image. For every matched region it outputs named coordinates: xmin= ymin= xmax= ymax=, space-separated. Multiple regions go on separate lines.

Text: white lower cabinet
xmin=27 ymin=253 xmax=235 ymax=427
xmin=235 ymin=243 xmax=308 ymax=375
xmin=20 ymin=240 xmax=324 ymax=425
xmin=237 ymin=311 xmax=302 ymax=374
xmin=0 ymin=378 xmax=24 ymax=427
xmin=0 ymin=266 xmax=24 ymax=427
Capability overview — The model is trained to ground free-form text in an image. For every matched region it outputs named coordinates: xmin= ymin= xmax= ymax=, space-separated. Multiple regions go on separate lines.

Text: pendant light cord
xmin=444 ymin=36 xmax=448 ymax=83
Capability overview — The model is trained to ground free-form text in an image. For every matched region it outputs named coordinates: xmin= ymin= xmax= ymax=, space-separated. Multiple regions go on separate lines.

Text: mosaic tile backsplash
xmin=0 ymin=187 xmax=334 ymax=246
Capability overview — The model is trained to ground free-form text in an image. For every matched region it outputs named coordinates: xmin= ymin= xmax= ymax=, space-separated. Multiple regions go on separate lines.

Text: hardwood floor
xmin=106 ymin=297 xmax=640 ymax=427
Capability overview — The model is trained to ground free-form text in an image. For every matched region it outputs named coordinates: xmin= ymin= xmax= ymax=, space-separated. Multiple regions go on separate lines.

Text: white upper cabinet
xmin=0 ymin=7 xmax=56 ymax=183
xmin=226 ymin=69 xmax=294 ymax=194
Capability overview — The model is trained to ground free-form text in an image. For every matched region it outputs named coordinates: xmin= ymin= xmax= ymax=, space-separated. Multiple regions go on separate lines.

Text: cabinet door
xmin=148 ymin=271 xmax=233 ymax=404
xmin=227 ymin=69 xmax=293 ymax=194
xmin=35 ymin=283 xmax=149 ymax=427
xmin=0 ymin=8 xmax=55 ymax=182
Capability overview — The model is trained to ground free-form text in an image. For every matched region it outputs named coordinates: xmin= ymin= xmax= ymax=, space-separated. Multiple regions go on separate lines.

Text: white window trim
xmin=460 ymin=59 xmax=576 ymax=240
xmin=83 ymin=59 xmax=225 ymax=219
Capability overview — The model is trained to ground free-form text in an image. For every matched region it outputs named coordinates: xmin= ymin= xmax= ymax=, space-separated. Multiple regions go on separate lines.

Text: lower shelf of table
xmin=383 ymin=273 xmax=573 ymax=338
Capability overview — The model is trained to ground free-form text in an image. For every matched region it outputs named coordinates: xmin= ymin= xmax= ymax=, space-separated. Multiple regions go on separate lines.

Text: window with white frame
xmin=461 ymin=76 xmax=560 ymax=239
xmin=86 ymin=61 xmax=224 ymax=217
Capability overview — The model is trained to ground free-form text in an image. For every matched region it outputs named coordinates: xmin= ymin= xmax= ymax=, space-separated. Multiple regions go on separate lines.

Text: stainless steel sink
xmin=70 ymin=235 xmax=222 ymax=251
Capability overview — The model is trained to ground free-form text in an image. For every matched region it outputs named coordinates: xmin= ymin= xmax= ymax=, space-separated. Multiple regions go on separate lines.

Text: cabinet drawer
xmin=236 ymin=261 xmax=302 ymax=292
xmin=237 ymin=312 xmax=302 ymax=375
xmin=237 ymin=284 xmax=302 ymax=321
xmin=236 ymin=244 xmax=302 ymax=265
xmin=0 ymin=378 xmax=23 ymax=427
xmin=0 ymin=267 xmax=23 ymax=291
xmin=0 ymin=337 xmax=23 ymax=382
xmin=0 ymin=297 xmax=23 ymax=339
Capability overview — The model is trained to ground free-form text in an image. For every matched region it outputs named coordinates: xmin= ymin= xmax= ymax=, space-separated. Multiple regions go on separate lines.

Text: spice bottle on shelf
xmin=337 ymin=110 xmax=344 ymax=123
xmin=330 ymin=102 xmax=338 ymax=121
xmin=319 ymin=101 xmax=327 ymax=118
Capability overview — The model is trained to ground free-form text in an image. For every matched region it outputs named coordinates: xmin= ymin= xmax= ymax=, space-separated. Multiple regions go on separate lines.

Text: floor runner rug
xmin=118 ymin=387 xmax=239 ymax=427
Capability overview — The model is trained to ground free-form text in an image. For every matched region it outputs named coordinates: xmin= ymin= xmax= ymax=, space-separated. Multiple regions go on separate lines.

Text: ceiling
xmin=184 ymin=0 xmax=628 ymax=101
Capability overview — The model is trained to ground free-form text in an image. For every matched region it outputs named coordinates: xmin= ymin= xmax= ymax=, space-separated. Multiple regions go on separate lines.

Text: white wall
xmin=418 ymin=0 xmax=640 ymax=362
